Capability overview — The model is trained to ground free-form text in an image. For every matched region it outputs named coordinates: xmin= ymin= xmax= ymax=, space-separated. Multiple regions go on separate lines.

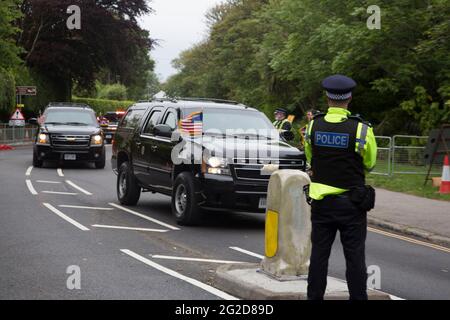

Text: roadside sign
xmin=16 ymin=86 xmax=37 ymax=96
xmin=9 ymin=108 xmax=26 ymax=127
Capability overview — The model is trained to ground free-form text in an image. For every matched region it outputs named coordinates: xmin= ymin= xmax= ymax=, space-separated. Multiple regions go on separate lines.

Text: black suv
xmin=30 ymin=103 xmax=106 ymax=168
xmin=112 ymin=98 xmax=306 ymax=225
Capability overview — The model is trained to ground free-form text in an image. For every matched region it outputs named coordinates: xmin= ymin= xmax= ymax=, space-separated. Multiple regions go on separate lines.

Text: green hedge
xmin=72 ymin=97 xmax=135 ymax=115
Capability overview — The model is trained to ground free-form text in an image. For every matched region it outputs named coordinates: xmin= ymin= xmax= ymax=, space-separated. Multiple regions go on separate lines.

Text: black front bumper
xmin=199 ymin=174 xmax=268 ymax=213
xmin=34 ymin=144 xmax=105 ymax=162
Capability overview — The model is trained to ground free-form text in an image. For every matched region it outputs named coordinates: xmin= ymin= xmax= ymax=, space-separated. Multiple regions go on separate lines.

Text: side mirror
xmin=280 ymin=130 xmax=294 ymax=142
xmin=154 ymin=124 xmax=173 ymax=138
xmin=29 ymin=118 xmax=38 ymax=125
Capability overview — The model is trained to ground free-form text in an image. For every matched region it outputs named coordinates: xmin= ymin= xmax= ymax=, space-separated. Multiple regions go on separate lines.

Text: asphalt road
xmin=0 ymin=145 xmax=449 ymax=300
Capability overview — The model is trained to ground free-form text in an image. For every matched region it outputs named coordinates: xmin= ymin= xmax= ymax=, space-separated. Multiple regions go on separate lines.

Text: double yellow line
xmin=368 ymin=227 xmax=450 ymax=254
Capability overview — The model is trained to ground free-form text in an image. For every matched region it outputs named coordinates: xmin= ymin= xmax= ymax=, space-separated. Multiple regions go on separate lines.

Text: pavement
xmin=0 ymin=145 xmax=449 ymax=300
xmin=369 ymin=189 xmax=450 ymax=247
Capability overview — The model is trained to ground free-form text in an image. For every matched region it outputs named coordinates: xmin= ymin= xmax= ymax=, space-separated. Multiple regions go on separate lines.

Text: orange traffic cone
xmin=439 ymin=155 xmax=450 ymax=194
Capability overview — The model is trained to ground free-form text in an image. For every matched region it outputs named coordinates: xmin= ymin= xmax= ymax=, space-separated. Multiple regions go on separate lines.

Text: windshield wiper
xmin=44 ymin=122 xmax=64 ymax=125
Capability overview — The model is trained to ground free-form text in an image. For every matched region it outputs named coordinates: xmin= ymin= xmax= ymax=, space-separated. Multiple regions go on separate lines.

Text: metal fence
xmin=372 ymin=136 xmax=392 ymax=176
xmin=0 ymin=126 xmax=36 ymax=145
xmin=371 ymin=135 xmax=442 ymax=176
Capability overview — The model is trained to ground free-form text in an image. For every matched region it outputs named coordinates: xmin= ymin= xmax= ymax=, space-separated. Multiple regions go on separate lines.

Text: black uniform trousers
xmin=307 ymin=194 xmax=368 ymax=300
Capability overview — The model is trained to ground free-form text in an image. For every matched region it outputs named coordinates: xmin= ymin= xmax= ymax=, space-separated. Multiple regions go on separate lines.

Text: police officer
xmin=304 ymin=75 xmax=377 ymax=300
xmin=273 ymin=108 xmax=292 ymax=132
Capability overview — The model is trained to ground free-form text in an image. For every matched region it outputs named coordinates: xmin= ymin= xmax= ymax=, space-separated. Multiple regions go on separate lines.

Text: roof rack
xmin=176 ymin=97 xmax=242 ymax=105
xmin=137 ymin=97 xmax=178 ymax=103
xmin=47 ymin=102 xmax=92 ymax=109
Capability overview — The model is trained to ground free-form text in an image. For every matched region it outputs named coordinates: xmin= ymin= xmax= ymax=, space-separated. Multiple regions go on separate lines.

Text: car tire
xmin=95 ymin=148 xmax=106 ymax=169
xmin=172 ymin=172 xmax=203 ymax=226
xmin=33 ymin=150 xmax=43 ymax=168
xmin=117 ymin=161 xmax=141 ymax=205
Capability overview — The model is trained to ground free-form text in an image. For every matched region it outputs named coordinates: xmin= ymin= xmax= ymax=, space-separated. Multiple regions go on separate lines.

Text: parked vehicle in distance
xmin=112 ymin=98 xmax=306 ymax=225
xmin=100 ymin=111 xmax=126 ymax=144
xmin=29 ymin=103 xmax=106 ymax=168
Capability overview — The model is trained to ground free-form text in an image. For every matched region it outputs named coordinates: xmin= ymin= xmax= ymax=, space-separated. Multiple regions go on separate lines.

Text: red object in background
xmin=0 ymin=145 xmax=14 ymax=151
xmin=439 ymin=155 xmax=450 ymax=194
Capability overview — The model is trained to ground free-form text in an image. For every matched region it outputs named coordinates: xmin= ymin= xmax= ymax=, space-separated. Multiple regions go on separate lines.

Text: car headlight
xmin=204 ymin=157 xmax=230 ymax=175
xmin=91 ymin=134 xmax=103 ymax=146
xmin=38 ymin=133 xmax=49 ymax=145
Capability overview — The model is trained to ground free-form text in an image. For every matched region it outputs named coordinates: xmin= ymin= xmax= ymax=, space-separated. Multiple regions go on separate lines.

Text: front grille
xmin=232 ymin=158 xmax=304 ymax=181
xmin=51 ymin=135 xmax=90 ymax=147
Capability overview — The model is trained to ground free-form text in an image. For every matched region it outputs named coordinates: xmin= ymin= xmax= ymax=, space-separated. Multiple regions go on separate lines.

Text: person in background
xmin=300 ymin=109 xmax=318 ymax=148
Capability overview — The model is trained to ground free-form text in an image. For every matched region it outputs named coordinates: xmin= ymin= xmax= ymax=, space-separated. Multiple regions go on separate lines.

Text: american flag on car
xmin=180 ymin=111 xmax=203 ymax=136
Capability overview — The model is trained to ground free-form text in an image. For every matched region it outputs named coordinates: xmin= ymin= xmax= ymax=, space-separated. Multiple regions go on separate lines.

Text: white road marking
xmin=229 ymin=247 xmax=264 ymax=260
xmin=25 ymin=180 xmax=38 ymax=195
xmin=92 ymin=224 xmax=168 ymax=233
xmin=42 ymin=191 xmax=78 ymax=196
xmin=389 ymin=294 xmax=405 ymax=300
xmin=43 ymin=203 xmax=89 ymax=231
xmin=368 ymin=227 xmax=450 ymax=254
xmin=121 ymin=249 xmax=238 ymax=300
xmin=57 ymin=168 xmax=64 ymax=177
xmin=25 ymin=166 xmax=33 ymax=176
xmin=65 ymin=180 xmax=93 ymax=196
xmin=150 ymin=255 xmax=247 ymax=264
xmin=59 ymin=205 xmax=113 ymax=211
xmin=109 ymin=203 xmax=180 ymax=231
xmin=36 ymin=180 xmax=62 ymax=184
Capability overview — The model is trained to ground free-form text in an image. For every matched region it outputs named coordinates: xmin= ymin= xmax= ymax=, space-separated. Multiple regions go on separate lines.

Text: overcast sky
xmin=139 ymin=0 xmax=223 ymax=82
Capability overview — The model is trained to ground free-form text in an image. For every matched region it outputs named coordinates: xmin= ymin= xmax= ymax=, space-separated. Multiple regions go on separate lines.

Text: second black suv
xmin=30 ymin=103 xmax=106 ymax=168
xmin=112 ymin=98 xmax=306 ymax=225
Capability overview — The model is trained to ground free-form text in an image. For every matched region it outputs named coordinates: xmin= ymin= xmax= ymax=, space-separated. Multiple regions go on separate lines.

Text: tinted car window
xmin=143 ymin=110 xmax=161 ymax=134
xmin=44 ymin=109 xmax=97 ymax=126
xmin=164 ymin=112 xmax=177 ymax=130
xmin=122 ymin=109 xmax=145 ymax=128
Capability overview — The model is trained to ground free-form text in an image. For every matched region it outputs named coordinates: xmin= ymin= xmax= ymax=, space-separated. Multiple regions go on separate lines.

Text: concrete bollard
xmin=260 ymin=169 xmax=312 ymax=280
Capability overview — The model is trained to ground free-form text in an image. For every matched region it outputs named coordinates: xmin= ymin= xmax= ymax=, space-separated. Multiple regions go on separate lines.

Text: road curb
xmin=368 ymin=216 xmax=450 ymax=248
xmin=214 ymin=264 xmax=391 ymax=300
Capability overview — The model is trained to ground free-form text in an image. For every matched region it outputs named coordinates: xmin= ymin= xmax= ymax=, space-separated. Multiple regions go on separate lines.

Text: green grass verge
xmin=367 ymin=173 xmax=450 ymax=201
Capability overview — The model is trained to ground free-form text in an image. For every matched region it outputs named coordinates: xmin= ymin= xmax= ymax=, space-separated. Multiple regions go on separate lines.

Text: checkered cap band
xmin=326 ymin=91 xmax=352 ymax=100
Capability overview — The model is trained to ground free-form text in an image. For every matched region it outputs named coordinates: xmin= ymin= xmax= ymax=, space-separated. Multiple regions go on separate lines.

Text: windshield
xmin=44 ymin=109 xmax=97 ymax=126
xmin=200 ymin=109 xmax=276 ymax=137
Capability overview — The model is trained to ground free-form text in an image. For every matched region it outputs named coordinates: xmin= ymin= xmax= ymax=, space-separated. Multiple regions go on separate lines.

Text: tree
xmin=166 ymin=0 xmax=450 ymax=135
xmin=17 ymin=0 xmax=154 ymax=103
xmin=0 ymin=0 xmax=22 ymax=117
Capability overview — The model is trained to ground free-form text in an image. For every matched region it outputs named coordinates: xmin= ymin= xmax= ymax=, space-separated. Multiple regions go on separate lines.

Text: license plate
xmin=106 ymin=134 xmax=112 ymax=139
xmin=259 ymin=197 xmax=267 ymax=209
xmin=64 ymin=154 xmax=76 ymax=161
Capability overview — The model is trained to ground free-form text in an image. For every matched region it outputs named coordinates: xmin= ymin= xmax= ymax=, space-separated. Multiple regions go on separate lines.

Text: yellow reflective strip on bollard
xmin=265 ymin=210 xmax=279 ymax=258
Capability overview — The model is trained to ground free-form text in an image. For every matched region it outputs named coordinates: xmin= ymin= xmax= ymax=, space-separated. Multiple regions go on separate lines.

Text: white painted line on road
xmin=65 ymin=180 xmax=93 ymax=196
xmin=109 ymin=203 xmax=180 ymax=231
xmin=150 ymin=254 xmax=247 ymax=264
xmin=26 ymin=179 xmax=38 ymax=195
xmin=59 ymin=205 xmax=113 ymax=211
xmin=389 ymin=294 xmax=405 ymax=300
xmin=36 ymin=180 xmax=62 ymax=184
xmin=43 ymin=203 xmax=89 ymax=231
xmin=57 ymin=168 xmax=64 ymax=177
xmin=92 ymin=224 xmax=168 ymax=233
xmin=121 ymin=249 xmax=238 ymax=300
xmin=368 ymin=227 xmax=450 ymax=254
xmin=26 ymin=166 xmax=33 ymax=176
xmin=229 ymin=247 xmax=264 ymax=260
xmin=42 ymin=191 xmax=78 ymax=196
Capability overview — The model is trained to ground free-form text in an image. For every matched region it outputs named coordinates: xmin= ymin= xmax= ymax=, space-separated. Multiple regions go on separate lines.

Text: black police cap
xmin=274 ymin=108 xmax=288 ymax=115
xmin=322 ymin=75 xmax=356 ymax=100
